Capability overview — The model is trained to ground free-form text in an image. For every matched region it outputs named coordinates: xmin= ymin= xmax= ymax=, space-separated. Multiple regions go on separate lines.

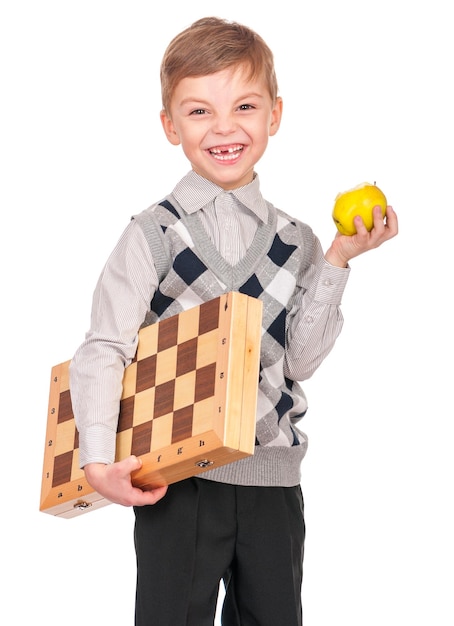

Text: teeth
xmin=212 ymin=152 xmax=240 ymax=161
xmin=210 ymin=145 xmax=243 ymax=160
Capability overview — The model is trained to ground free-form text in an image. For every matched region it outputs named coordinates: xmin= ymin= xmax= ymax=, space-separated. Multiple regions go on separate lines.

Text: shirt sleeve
xmin=69 ymin=220 xmax=159 ymax=467
xmin=284 ymin=235 xmax=350 ymax=382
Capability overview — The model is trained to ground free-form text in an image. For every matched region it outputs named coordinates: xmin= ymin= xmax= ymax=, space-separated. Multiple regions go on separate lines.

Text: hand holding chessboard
xmin=40 ymin=292 xmax=262 ymax=518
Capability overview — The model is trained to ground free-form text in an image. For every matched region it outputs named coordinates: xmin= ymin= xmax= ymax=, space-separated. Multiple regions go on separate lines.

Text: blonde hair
xmin=160 ymin=17 xmax=278 ymax=113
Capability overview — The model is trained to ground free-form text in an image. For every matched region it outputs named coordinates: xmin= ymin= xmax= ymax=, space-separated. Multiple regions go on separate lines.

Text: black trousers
xmin=134 ymin=477 xmax=305 ymax=626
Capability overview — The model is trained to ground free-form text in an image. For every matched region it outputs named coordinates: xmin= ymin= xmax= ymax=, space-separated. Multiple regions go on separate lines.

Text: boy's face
xmin=161 ymin=66 xmax=282 ymax=190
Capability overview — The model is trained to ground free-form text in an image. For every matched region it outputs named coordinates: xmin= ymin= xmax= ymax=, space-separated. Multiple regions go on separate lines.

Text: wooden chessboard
xmin=40 ymin=292 xmax=262 ymax=518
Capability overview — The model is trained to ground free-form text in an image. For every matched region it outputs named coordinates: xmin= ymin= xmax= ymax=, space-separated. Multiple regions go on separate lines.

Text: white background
xmin=1 ymin=1 xmax=452 ymax=624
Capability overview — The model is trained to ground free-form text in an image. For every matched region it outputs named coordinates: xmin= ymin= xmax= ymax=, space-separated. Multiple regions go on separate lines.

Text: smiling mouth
xmin=209 ymin=144 xmax=244 ymax=161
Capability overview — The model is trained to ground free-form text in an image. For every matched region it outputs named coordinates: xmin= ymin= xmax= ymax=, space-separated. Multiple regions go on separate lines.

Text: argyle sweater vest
xmin=133 ymin=195 xmax=315 ymax=487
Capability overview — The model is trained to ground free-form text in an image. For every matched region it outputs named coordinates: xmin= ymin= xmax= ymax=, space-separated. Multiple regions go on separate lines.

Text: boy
xmin=69 ymin=16 xmax=398 ymax=626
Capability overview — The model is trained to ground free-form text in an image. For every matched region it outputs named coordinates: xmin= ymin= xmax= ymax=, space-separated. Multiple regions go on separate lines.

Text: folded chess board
xmin=40 ymin=292 xmax=262 ymax=518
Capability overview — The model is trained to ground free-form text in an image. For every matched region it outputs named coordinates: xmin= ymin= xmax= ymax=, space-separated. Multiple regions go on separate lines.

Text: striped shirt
xmin=70 ymin=170 xmax=350 ymax=482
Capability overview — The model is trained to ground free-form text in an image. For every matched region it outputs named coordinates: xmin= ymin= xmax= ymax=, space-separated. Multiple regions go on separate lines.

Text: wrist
xmin=324 ymin=246 xmax=349 ymax=268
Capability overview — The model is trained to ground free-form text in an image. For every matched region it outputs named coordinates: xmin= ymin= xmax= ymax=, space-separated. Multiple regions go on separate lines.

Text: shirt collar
xmin=172 ymin=170 xmax=269 ymax=224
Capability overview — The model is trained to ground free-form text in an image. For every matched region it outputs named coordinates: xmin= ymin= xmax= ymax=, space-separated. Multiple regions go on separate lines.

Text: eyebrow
xmin=177 ymin=92 xmax=266 ymax=107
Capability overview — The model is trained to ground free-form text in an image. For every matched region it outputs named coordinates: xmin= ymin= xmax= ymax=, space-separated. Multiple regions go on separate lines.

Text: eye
xmin=238 ymin=104 xmax=255 ymax=111
xmin=190 ymin=108 xmax=207 ymax=115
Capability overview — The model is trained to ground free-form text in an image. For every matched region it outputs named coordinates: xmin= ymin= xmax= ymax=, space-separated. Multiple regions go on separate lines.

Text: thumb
xmin=124 ymin=454 xmax=143 ymax=473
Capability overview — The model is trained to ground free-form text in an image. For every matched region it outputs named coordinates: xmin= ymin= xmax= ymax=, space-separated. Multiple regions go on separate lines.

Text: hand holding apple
xmin=332 ymin=182 xmax=387 ymax=236
xmin=325 ymin=182 xmax=398 ymax=268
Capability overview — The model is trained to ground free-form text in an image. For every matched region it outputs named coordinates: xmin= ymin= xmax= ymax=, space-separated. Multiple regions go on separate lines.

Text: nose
xmin=212 ymin=112 xmax=237 ymax=135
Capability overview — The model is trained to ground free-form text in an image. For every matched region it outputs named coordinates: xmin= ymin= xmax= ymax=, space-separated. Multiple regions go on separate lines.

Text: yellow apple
xmin=332 ymin=182 xmax=387 ymax=236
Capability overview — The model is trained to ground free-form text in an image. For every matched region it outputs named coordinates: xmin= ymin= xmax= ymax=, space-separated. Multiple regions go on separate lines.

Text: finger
xmin=353 ymin=214 xmax=367 ymax=235
xmin=385 ymin=205 xmax=398 ymax=233
xmin=121 ymin=454 xmax=143 ymax=474
xmin=372 ymin=204 xmax=386 ymax=226
xmin=135 ymin=484 xmax=168 ymax=505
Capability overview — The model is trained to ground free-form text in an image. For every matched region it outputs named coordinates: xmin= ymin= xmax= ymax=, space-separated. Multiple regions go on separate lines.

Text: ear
xmin=160 ymin=109 xmax=181 ymax=145
xmin=269 ymin=96 xmax=283 ymax=137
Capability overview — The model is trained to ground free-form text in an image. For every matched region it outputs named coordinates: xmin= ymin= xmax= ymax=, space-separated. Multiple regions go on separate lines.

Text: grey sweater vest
xmin=133 ymin=194 xmax=314 ymax=487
